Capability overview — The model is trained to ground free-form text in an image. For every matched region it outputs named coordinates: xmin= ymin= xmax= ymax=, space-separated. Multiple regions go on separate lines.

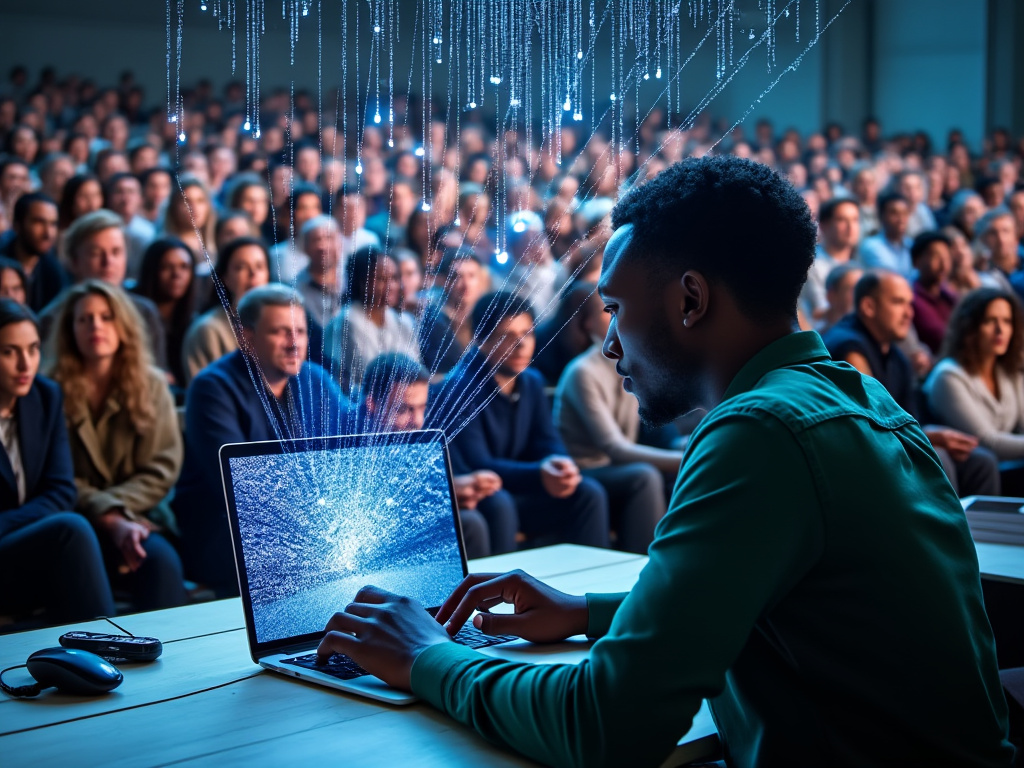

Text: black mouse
xmin=26 ymin=647 xmax=123 ymax=695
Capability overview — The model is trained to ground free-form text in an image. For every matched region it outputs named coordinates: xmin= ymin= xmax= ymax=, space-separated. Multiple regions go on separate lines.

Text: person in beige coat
xmin=48 ymin=280 xmax=185 ymax=609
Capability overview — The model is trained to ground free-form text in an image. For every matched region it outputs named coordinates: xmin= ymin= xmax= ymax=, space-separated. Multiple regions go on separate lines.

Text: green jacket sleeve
xmin=410 ymin=411 xmax=823 ymax=768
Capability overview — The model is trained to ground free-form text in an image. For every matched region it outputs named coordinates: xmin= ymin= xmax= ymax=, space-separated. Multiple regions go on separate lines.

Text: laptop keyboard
xmin=281 ymin=625 xmax=517 ymax=681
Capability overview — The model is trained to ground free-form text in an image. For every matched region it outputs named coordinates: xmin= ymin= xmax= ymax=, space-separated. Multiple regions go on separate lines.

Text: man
xmin=499 ymin=210 xmax=559 ymax=316
xmin=0 ymin=157 xmax=31 ymax=224
xmin=37 ymin=152 xmax=76 ymax=205
xmin=798 ymin=196 xmax=860 ymax=324
xmin=294 ymin=215 xmax=345 ymax=330
xmin=40 ymin=209 xmax=166 ymax=368
xmin=860 ymin=191 xmax=914 ymax=276
xmin=910 ymin=231 xmax=958 ymax=354
xmin=334 ymin=185 xmax=380 ymax=262
xmin=174 ymin=284 xmax=349 ymax=596
xmin=895 ymin=169 xmax=938 ymax=237
xmin=317 ymin=157 xmax=1013 ymax=767
xmin=357 ymin=351 xmax=505 ymax=558
xmin=418 ymin=248 xmax=486 ymax=375
xmin=555 ymin=289 xmax=682 ymax=554
xmin=823 ymin=270 xmax=1000 ymax=497
xmin=976 ymin=206 xmax=1020 ymax=287
xmin=139 ymin=167 xmax=173 ymax=224
xmin=429 ymin=290 xmax=609 ymax=555
xmin=104 ymin=172 xmax=155 ymax=279
xmin=0 ymin=192 xmax=68 ymax=311
xmin=267 ymin=185 xmax=323 ymax=283
xmin=818 ymin=261 xmax=862 ymax=333
xmin=365 ymin=176 xmax=418 ymax=249
xmin=848 ymin=161 xmax=879 ymax=237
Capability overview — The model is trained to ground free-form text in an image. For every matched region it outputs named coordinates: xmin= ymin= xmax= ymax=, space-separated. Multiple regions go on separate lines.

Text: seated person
xmin=267 ymin=185 xmax=322 ymax=283
xmin=41 ymin=209 xmax=167 ymax=369
xmin=294 ymin=215 xmax=345 ymax=331
xmin=798 ymin=197 xmax=861 ymax=324
xmin=0 ymin=256 xmax=28 ymax=305
xmin=358 ymin=352 xmax=504 ymax=558
xmin=48 ymin=281 xmax=185 ymax=610
xmin=174 ymin=284 xmax=349 ymax=596
xmin=532 ymin=279 xmax=598 ymax=387
xmin=0 ymin=192 xmax=68 ymax=312
xmin=317 ymin=157 xmax=1013 ymax=768
xmin=0 ymin=299 xmax=116 ymax=624
xmin=823 ymin=272 xmax=999 ymax=497
xmin=911 ymin=231 xmax=958 ymax=355
xmin=925 ymin=288 xmax=1024 ymax=465
xmin=418 ymin=248 xmax=485 ymax=376
xmin=430 ymin=290 xmax=609 ymax=554
xmin=323 ymin=245 xmax=419 ymax=395
xmin=817 ymin=262 xmax=862 ymax=333
xmin=859 ymin=191 xmax=913 ymax=276
xmin=132 ymin=238 xmax=197 ymax=389
xmin=181 ymin=236 xmax=269 ymax=384
xmin=496 ymin=211 xmax=559 ymax=317
xmin=555 ymin=291 xmax=682 ymax=553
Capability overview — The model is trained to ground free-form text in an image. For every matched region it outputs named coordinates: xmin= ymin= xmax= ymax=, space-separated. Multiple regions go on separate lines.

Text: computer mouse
xmin=26 ymin=647 xmax=123 ymax=695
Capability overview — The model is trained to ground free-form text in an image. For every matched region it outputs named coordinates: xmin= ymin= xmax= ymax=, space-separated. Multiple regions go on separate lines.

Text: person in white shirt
xmin=798 ymin=197 xmax=860 ymax=324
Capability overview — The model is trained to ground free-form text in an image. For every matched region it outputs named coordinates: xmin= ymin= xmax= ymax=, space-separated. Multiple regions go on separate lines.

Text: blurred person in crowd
xmin=860 ymin=191 xmax=913 ymax=276
xmin=819 ymin=262 xmax=863 ymax=333
xmin=128 ymin=143 xmax=160 ymax=176
xmin=419 ymin=248 xmax=485 ymax=376
xmin=160 ymin=174 xmax=217 ymax=268
xmin=139 ymin=167 xmax=173 ymax=224
xmin=800 ymin=197 xmax=861 ymax=324
xmin=499 ymin=210 xmax=558 ymax=317
xmin=213 ymin=211 xmax=258 ymax=254
xmin=104 ymin=172 xmax=155 ymax=280
xmin=267 ymin=184 xmax=322 ymax=283
xmin=335 ymin=184 xmax=381 ymax=261
xmin=93 ymin=149 xmax=130 ymax=185
xmin=910 ymin=232 xmax=958 ymax=355
xmin=948 ymin=189 xmax=987 ymax=242
xmin=181 ymin=236 xmax=269 ymax=384
xmin=0 ymin=192 xmax=68 ymax=312
xmin=943 ymin=225 xmax=982 ymax=295
xmin=48 ymin=280 xmax=185 ymax=610
xmin=37 ymin=152 xmax=75 ymax=206
xmin=848 ymin=162 xmax=880 ymax=238
xmin=57 ymin=172 xmax=103 ymax=231
xmin=227 ymin=173 xmax=271 ymax=233
xmin=975 ymin=207 xmax=1019 ymax=289
xmin=0 ymin=257 xmax=27 ymax=305
xmin=895 ymin=170 xmax=937 ymax=237
xmin=365 ymin=175 xmax=418 ymax=249
xmin=294 ymin=215 xmax=345 ymax=331
xmin=132 ymin=238 xmax=196 ymax=389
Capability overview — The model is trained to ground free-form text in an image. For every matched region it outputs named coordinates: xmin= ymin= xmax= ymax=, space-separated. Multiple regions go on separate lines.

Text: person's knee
xmin=49 ymin=512 xmax=101 ymax=550
xmin=141 ymin=535 xmax=184 ymax=580
xmin=459 ymin=509 xmax=491 ymax=559
xmin=571 ymin=477 xmax=610 ymax=525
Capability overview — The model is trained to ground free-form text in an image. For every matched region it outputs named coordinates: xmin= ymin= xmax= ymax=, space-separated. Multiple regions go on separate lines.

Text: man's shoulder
xmin=192 ymin=350 xmax=247 ymax=390
xmin=821 ymin=316 xmax=872 ymax=357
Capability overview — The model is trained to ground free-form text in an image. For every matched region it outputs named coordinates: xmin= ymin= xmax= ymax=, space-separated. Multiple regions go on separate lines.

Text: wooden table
xmin=0 ymin=545 xmax=719 ymax=767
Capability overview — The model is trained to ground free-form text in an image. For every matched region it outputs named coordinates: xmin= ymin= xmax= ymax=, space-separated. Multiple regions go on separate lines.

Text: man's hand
xmin=910 ymin=348 xmax=933 ymax=378
xmin=925 ymin=427 xmax=979 ymax=463
xmin=99 ymin=511 xmax=149 ymax=571
xmin=316 ymin=586 xmax=452 ymax=691
xmin=540 ymin=456 xmax=581 ymax=499
xmin=436 ymin=570 xmax=589 ymax=643
xmin=452 ymin=474 xmax=482 ymax=509
xmin=471 ymin=470 xmax=502 ymax=499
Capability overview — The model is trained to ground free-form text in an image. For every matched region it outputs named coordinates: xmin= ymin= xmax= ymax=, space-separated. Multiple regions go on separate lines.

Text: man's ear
xmin=859 ymin=296 xmax=876 ymax=320
xmin=677 ymin=270 xmax=710 ymax=329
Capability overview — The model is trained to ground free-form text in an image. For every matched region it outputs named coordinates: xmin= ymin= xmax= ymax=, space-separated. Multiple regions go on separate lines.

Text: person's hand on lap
xmin=317 ymin=585 xmax=452 ymax=691
xmin=540 ymin=456 xmax=581 ymax=499
xmin=436 ymin=570 xmax=589 ymax=643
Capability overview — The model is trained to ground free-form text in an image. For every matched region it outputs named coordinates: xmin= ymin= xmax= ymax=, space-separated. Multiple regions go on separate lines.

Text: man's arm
xmin=407 ymin=413 xmax=823 ymax=768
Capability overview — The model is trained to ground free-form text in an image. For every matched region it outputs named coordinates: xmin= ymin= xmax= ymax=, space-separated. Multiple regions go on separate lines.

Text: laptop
xmin=220 ymin=429 xmax=514 ymax=705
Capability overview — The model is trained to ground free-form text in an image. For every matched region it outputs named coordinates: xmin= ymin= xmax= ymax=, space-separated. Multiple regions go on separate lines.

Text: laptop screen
xmin=225 ymin=433 xmax=466 ymax=646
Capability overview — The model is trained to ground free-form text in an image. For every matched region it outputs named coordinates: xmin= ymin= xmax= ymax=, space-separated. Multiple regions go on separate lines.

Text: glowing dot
xmin=468 ymin=101 xmax=477 ymax=109
xmin=436 ymin=58 xmax=442 ymax=64
xmin=317 ymin=498 xmax=326 ymax=506
xmin=421 ymin=202 xmax=431 ymax=212
xmin=301 ymin=6 xmax=308 ymax=15
xmin=178 ymin=132 xmax=187 ymax=142
xmin=495 ymin=251 xmax=509 ymax=265
xmin=563 ymin=100 xmax=571 ymax=111
xmin=355 ymin=163 xmax=363 ymax=174
xmin=512 ymin=220 xmax=527 ymax=233
xmin=656 ymin=67 xmax=662 ymax=79
xmin=573 ymin=112 xmax=583 ymax=121
xmin=432 ymin=36 xmax=440 ymax=44
xmin=510 ymin=97 xmax=520 ymax=107
xmin=200 ymin=2 xmax=207 ymax=9
xmin=374 ymin=25 xmax=381 ymax=32
xmin=387 ymin=139 xmax=394 ymax=148
xmin=489 ymin=75 xmax=502 ymax=85
xmin=169 ymin=115 xmax=177 ymax=123
xmin=749 ymin=30 xmax=755 ymax=39
xmin=577 ymin=50 xmax=583 ymax=60
xmin=609 ymin=93 xmax=616 ymax=101
xmin=414 ymin=147 xmax=425 ymax=157
xmin=373 ymin=112 xmax=381 ymax=124
xmin=243 ymin=120 xmax=251 ymax=131
xmin=453 ymin=215 xmax=461 ymax=226
xmin=643 ymin=73 xmax=650 ymax=80
xmin=254 ymin=129 xmax=261 ymax=138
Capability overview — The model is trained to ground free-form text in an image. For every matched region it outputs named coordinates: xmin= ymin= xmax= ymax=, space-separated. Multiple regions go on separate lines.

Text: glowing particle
xmin=563 ymin=99 xmax=571 ymax=111
xmin=421 ymin=202 xmax=431 ymax=212
xmin=495 ymin=251 xmax=509 ymax=265
xmin=355 ymin=163 xmax=363 ymax=174
xmin=178 ymin=131 xmax=187 ymax=142
xmin=609 ymin=93 xmax=616 ymax=101
xmin=243 ymin=120 xmax=251 ymax=131
xmin=374 ymin=25 xmax=381 ymax=32
xmin=656 ymin=67 xmax=662 ymax=79
xmin=643 ymin=73 xmax=650 ymax=80
xmin=512 ymin=220 xmax=527 ymax=233
xmin=387 ymin=139 xmax=394 ymax=148
xmin=373 ymin=112 xmax=381 ymax=124
xmin=577 ymin=50 xmax=583 ymax=60
xmin=414 ymin=147 xmax=425 ymax=157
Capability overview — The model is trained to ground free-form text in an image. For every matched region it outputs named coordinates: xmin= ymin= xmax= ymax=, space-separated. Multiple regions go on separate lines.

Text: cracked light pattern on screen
xmin=230 ymin=442 xmax=464 ymax=644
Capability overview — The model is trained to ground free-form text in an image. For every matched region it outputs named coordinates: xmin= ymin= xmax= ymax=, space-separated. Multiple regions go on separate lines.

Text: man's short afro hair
xmin=610 ymin=155 xmax=817 ymax=322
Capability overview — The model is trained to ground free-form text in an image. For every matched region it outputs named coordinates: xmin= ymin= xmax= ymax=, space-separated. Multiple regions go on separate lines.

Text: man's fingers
xmin=353 ymin=584 xmax=394 ymax=604
xmin=435 ymin=572 xmax=502 ymax=625
xmin=442 ymin=573 xmax=523 ymax=634
xmin=324 ymin=609 xmax=371 ymax=635
xmin=317 ymin=630 xmax=357 ymax=662
xmin=473 ymin=610 xmax=526 ymax=637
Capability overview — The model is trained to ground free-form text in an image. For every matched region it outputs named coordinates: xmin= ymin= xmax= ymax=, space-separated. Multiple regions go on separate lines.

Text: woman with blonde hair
xmin=48 ymin=280 xmax=185 ymax=609
xmin=160 ymin=174 xmax=218 ymax=266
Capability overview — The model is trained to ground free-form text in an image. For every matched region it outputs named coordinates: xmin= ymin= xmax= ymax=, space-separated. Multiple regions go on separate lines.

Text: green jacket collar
xmin=723 ymin=331 xmax=832 ymax=402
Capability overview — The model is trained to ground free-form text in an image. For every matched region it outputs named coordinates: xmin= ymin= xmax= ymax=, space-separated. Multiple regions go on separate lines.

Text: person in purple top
xmin=911 ymin=231 xmax=959 ymax=355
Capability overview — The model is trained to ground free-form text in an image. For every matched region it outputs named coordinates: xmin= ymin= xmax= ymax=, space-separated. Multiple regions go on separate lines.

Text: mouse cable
xmin=0 ymin=665 xmax=44 ymax=698
xmin=99 ymin=616 xmax=135 ymax=637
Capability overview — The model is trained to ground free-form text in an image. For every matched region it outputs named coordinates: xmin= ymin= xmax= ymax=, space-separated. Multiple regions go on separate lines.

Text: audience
xmin=431 ymin=291 xmax=609 ymax=554
xmin=823 ymin=272 xmax=999 ymax=497
xmin=57 ymin=172 xmax=103 ymax=231
xmin=48 ymin=280 xmax=185 ymax=610
xmin=860 ymin=191 xmax=913 ymax=275
xmin=910 ymin=231 xmax=958 ymax=355
xmin=175 ymin=284 xmax=348 ymax=595
xmin=181 ymin=236 xmax=268 ymax=384
xmin=418 ymin=247 xmax=485 ymax=376
xmin=800 ymin=197 xmax=861 ymax=323
xmin=0 ymin=298 xmax=116 ymax=624
xmin=0 ymin=257 xmax=28 ymax=305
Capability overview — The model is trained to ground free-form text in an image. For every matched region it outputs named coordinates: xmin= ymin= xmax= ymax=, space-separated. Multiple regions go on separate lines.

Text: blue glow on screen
xmin=230 ymin=441 xmax=464 ymax=644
